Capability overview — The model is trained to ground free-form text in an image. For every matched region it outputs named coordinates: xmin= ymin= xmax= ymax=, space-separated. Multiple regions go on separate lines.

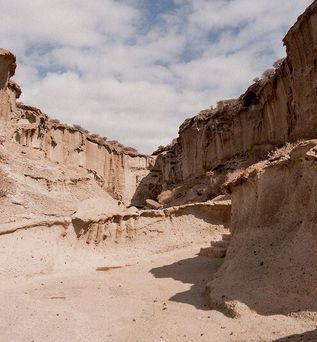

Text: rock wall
xmin=0 ymin=50 xmax=153 ymax=205
xmin=72 ymin=200 xmax=231 ymax=247
xmin=12 ymin=112 xmax=153 ymax=204
xmin=206 ymin=140 xmax=317 ymax=318
xmin=141 ymin=1 xmax=317 ymax=206
xmin=2 ymin=1 xmax=317 ymax=208
xmin=0 ymin=49 xmax=17 ymax=123
xmin=0 ymin=199 xmax=231 ymax=280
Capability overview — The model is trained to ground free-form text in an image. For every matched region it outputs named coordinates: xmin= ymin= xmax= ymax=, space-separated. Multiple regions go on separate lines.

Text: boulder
xmin=145 ymin=199 xmax=162 ymax=210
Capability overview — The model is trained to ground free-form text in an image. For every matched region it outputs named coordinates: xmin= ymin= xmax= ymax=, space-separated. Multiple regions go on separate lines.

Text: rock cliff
xmin=1 ymin=2 xmax=317 ymax=338
xmin=206 ymin=140 xmax=317 ymax=318
xmin=0 ymin=49 xmax=153 ymax=205
xmin=11 ymin=110 xmax=152 ymax=204
xmin=0 ymin=49 xmax=17 ymax=124
xmin=137 ymin=0 xmax=317 ymax=207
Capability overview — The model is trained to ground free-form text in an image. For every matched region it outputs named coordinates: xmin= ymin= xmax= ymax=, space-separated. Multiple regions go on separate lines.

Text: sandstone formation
xmin=2 ymin=1 xmax=317 ymax=341
xmin=0 ymin=53 xmax=153 ymax=205
xmin=11 ymin=108 xmax=153 ymax=204
xmin=135 ymin=0 xmax=317 ymax=207
xmin=0 ymin=44 xmax=232 ymax=278
xmin=0 ymin=49 xmax=17 ymax=123
xmin=71 ymin=200 xmax=230 ymax=248
xmin=207 ymin=141 xmax=317 ymax=318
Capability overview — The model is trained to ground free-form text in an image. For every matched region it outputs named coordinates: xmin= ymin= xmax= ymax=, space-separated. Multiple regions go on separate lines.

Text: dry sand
xmin=1 ymin=241 xmax=316 ymax=342
xmin=2 ymin=3 xmax=317 ymax=340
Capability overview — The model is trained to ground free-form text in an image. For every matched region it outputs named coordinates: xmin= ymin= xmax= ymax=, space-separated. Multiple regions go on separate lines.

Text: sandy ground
xmin=1 ymin=244 xmax=316 ymax=342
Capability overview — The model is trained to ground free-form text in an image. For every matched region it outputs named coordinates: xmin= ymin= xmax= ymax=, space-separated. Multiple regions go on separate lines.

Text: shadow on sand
xmin=150 ymin=255 xmax=223 ymax=311
xmin=273 ymin=329 xmax=317 ymax=341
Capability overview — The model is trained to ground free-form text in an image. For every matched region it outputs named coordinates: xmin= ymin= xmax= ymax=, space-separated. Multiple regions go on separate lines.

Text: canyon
xmin=1 ymin=1 xmax=317 ymax=341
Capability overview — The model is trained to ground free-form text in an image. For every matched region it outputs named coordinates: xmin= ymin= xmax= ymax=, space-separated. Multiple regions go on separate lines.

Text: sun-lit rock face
xmin=137 ymin=0 xmax=317 ymax=207
xmin=207 ymin=141 xmax=317 ymax=318
xmin=2 ymin=3 xmax=317 ymax=336
xmin=0 ymin=49 xmax=17 ymax=123
xmin=0 ymin=49 xmax=153 ymax=205
xmin=2 ymin=1 xmax=317 ymax=209
xmin=11 ymin=114 xmax=154 ymax=204
xmin=1 ymin=1 xmax=317 ymax=211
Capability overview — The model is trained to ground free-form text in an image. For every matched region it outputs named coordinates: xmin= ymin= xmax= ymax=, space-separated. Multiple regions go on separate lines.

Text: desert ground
xmin=2 ymin=1 xmax=317 ymax=341
xmin=1 ymin=228 xmax=316 ymax=342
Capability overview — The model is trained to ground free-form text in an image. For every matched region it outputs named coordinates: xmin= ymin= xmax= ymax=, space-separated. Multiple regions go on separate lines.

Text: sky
xmin=0 ymin=0 xmax=312 ymax=153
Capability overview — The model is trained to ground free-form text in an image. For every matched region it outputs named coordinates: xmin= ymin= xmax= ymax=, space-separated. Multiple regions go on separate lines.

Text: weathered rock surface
xmin=10 ymin=108 xmax=153 ymax=204
xmin=199 ymin=233 xmax=231 ymax=258
xmin=71 ymin=200 xmax=231 ymax=247
xmin=145 ymin=198 xmax=162 ymax=210
xmin=0 ymin=52 xmax=153 ymax=206
xmin=0 ymin=49 xmax=17 ymax=124
xmin=207 ymin=140 xmax=317 ymax=318
xmin=0 ymin=198 xmax=230 ymax=282
xmin=1 ymin=2 xmax=317 ymax=339
xmin=136 ymin=0 xmax=317 ymax=207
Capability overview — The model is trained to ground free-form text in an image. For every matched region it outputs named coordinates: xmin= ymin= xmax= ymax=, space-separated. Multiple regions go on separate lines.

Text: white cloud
xmin=0 ymin=0 xmax=312 ymax=153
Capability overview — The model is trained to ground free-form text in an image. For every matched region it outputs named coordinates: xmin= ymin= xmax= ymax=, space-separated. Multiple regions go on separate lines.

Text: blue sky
xmin=0 ymin=0 xmax=312 ymax=153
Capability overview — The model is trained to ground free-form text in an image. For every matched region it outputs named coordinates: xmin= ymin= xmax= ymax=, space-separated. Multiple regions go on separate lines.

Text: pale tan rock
xmin=0 ymin=51 xmax=154 ymax=205
xmin=70 ymin=200 xmax=231 ymax=246
xmin=207 ymin=140 xmax=317 ymax=318
xmin=0 ymin=49 xmax=16 ymax=123
xmin=145 ymin=198 xmax=162 ymax=209
xmin=137 ymin=0 xmax=317 ymax=207
xmin=0 ymin=2 xmax=317 ymax=340
xmin=72 ymin=196 xmax=121 ymax=222
xmin=157 ymin=189 xmax=174 ymax=205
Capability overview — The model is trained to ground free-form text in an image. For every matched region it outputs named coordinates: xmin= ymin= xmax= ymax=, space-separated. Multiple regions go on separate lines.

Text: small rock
xmin=145 ymin=199 xmax=162 ymax=210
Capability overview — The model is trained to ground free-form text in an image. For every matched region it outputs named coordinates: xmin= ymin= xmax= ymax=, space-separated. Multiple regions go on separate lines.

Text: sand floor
xmin=1 ymin=244 xmax=316 ymax=342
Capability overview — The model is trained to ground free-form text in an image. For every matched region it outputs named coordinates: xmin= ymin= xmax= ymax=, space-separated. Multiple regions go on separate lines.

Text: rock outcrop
xmin=0 ymin=45 xmax=232 ymax=272
xmin=1 ymin=1 xmax=317 ymax=332
xmin=206 ymin=140 xmax=317 ymax=318
xmin=71 ymin=200 xmax=231 ymax=249
xmin=11 ymin=110 xmax=153 ymax=204
xmin=0 ymin=49 xmax=17 ymax=123
xmin=0 ymin=51 xmax=153 ymax=205
xmin=136 ymin=0 xmax=317 ymax=207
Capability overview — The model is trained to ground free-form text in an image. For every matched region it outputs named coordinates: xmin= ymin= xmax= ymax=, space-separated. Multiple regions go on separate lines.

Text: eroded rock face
xmin=206 ymin=140 xmax=317 ymax=318
xmin=0 ymin=3 xmax=317 ymax=331
xmin=71 ymin=200 xmax=231 ymax=248
xmin=11 ymin=112 xmax=153 ymax=204
xmin=0 ymin=50 xmax=153 ymax=205
xmin=138 ymin=0 xmax=317 ymax=207
xmin=0 ymin=49 xmax=17 ymax=123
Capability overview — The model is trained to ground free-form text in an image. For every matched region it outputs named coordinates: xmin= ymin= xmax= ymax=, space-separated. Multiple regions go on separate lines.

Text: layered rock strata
xmin=0 ymin=49 xmax=17 ymax=123
xmin=11 ymin=110 xmax=153 ymax=204
xmin=137 ymin=0 xmax=317 ymax=207
xmin=206 ymin=140 xmax=317 ymax=318
xmin=0 ymin=50 xmax=153 ymax=205
xmin=0 ymin=198 xmax=231 ymax=280
xmin=72 ymin=200 xmax=231 ymax=247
